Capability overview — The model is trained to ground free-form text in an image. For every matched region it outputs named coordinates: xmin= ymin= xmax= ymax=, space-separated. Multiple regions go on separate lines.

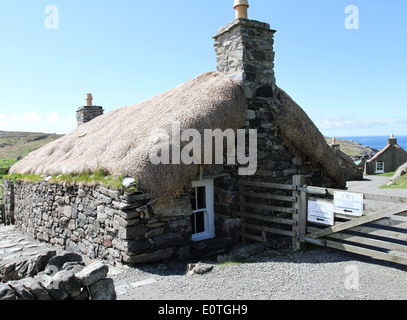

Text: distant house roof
xmin=367 ymin=140 xmax=407 ymax=163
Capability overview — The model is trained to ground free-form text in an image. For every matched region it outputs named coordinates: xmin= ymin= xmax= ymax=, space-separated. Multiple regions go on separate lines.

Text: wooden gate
xmin=238 ymin=176 xmax=303 ymax=249
xmin=238 ymin=175 xmax=407 ymax=267
xmin=297 ymin=185 xmax=407 ymax=266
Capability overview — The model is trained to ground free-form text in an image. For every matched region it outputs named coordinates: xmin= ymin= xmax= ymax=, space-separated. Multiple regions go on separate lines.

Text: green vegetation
xmin=376 ymin=171 xmax=396 ymax=177
xmin=0 ymin=159 xmax=18 ymax=204
xmin=0 ymin=131 xmax=63 ymax=160
xmin=3 ymin=169 xmax=138 ymax=192
xmin=324 ymin=137 xmax=365 ymax=157
xmin=0 ymin=159 xmax=17 ymax=177
xmin=380 ymin=174 xmax=407 ymax=189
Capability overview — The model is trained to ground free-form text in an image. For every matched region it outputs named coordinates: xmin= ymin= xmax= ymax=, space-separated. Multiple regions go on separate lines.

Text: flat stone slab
xmin=0 ymin=225 xmax=62 ymax=268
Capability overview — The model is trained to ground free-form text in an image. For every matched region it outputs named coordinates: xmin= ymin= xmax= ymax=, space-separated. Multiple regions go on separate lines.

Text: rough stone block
xmin=122 ymin=248 xmax=174 ymax=264
xmin=88 ymin=278 xmax=116 ymax=300
xmin=47 ymin=253 xmax=83 ymax=271
xmin=35 ymin=273 xmax=68 ymax=300
xmin=8 ymin=280 xmax=35 ymax=300
xmin=75 ymin=260 xmax=109 ymax=287
xmin=20 ymin=277 xmax=53 ymax=300
xmin=118 ymin=224 xmax=145 ymax=240
xmin=52 ymin=269 xmax=82 ymax=299
xmin=0 ymin=283 xmax=17 ymax=301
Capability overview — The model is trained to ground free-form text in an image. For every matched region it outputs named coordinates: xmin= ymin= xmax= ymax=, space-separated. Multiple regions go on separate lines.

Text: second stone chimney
xmin=388 ymin=134 xmax=397 ymax=146
xmin=76 ymin=93 xmax=104 ymax=127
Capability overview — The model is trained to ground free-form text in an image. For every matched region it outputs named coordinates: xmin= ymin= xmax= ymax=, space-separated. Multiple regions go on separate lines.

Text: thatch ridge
xmin=10 ymin=71 xmax=248 ymax=196
xmin=274 ymin=87 xmax=346 ymax=188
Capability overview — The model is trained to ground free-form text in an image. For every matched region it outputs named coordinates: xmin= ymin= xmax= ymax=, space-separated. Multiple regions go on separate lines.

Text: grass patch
xmin=0 ymin=159 xmax=19 ymax=202
xmin=3 ymin=169 xmax=138 ymax=191
xmin=380 ymin=174 xmax=407 ymax=189
xmin=376 ymin=171 xmax=396 ymax=177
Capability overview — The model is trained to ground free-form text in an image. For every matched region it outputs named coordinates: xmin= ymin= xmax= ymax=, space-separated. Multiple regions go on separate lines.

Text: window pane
xmin=197 ymin=186 xmax=206 ymax=209
xmin=191 ymin=211 xmax=206 ymax=234
xmin=189 ymin=188 xmax=197 ymax=211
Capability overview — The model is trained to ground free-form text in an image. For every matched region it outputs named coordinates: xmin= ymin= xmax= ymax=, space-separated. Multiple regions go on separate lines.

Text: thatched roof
xmin=274 ymin=88 xmax=346 ymax=188
xmin=10 ymin=71 xmax=346 ymax=195
xmin=10 ymin=72 xmax=247 ymax=196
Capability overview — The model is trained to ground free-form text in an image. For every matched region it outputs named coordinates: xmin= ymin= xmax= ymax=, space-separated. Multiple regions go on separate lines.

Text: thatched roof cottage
xmin=4 ymin=2 xmax=346 ymax=264
xmin=365 ymin=135 xmax=407 ymax=175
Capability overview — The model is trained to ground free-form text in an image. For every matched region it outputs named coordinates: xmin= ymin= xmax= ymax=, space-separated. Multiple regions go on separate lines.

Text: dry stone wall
xmin=2 ymin=180 xmax=194 ymax=265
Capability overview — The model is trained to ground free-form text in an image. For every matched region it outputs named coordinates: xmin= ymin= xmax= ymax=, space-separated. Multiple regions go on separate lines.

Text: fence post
xmin=0 ymin=203 xmax=4 ymax=225
xmin=239 ymin=184 xmax=246 ymax=245
xmin=292 ymin=175 xmax=307 ymax=250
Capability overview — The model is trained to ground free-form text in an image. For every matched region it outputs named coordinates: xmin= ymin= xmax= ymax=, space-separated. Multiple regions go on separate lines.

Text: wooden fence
xmin=238 ymin=175 xmax=407 ymax=267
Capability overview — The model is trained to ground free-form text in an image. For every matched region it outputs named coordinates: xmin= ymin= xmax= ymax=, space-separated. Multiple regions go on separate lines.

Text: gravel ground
xmin=346 ymin=175 xmax=407 ymax=198
xmin=110 ymin=247 xmax=407 ymax=300
xmin=110 ymin=177 xmax=407 ymax=301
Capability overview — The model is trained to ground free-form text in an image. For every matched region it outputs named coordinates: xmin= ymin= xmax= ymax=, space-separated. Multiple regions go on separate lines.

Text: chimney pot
xmin=86 ymin=93 xmax=93 ymax=106
xmin=234 ymin=0 xmax=249 ymax=19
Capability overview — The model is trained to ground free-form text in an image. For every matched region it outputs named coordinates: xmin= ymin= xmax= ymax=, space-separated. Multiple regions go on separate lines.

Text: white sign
xmin=334 ymin=191 xmax=364 ymax=217
xmin=308 ymin=200 xmax=334 ymax=226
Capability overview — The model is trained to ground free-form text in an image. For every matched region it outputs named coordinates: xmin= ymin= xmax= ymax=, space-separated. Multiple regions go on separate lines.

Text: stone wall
xmin=2 ymin=180 xmax=197 ymax=264
xmin=2 ymin=179 xmax=14 ymax=225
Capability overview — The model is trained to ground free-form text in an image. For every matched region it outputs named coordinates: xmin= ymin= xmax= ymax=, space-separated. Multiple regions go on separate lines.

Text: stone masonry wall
xmin=3 ymin=180 xmax=194 ymax=265
xmin=2 ymin=179 xmax=14 ymax=225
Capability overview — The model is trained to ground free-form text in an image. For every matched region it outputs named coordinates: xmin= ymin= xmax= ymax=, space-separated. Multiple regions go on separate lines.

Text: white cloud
xmin=64 ymin=116 xmax=74 ymax=123
xmin=0 ymin=113 xmax=5 ymax=120
xmin=47 ymin=111 xmax=59 ymax=123
xmin=23 ymin=112 xmax=41 ymax=123
xmin=317 ymin=117 xmax=407 ymax=131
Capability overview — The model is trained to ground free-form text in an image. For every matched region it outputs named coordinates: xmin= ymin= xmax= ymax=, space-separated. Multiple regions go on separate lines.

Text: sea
xmin=337 ymin=135 xmax=407 ymax=152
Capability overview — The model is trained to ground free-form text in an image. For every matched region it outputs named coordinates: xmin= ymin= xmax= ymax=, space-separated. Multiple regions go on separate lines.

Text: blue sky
xmin=0 ymin=0 xmax=406 ymax=137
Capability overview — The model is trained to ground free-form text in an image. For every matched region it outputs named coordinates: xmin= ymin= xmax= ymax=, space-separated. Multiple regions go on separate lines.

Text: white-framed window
xmin=190 ymin=179 xmax=215 ymax=242
xmin=376 ymin=161 xmax=384 ymax=173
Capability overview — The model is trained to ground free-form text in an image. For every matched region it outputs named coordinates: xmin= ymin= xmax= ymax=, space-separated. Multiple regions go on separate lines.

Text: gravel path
xmin=111 ymin=247 xmax=407 ymax=300
xmin=110 ymin=177 xmax=407 ymax=301
xmin=346 ymin=175 xmax=407 ymax=198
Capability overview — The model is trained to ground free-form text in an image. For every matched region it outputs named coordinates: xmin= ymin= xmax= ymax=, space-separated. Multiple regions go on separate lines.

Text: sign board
xmin=334 ymin=191 xmax=364 ymax=217
xmin=308 ymin=200 xmax=334 ymax=226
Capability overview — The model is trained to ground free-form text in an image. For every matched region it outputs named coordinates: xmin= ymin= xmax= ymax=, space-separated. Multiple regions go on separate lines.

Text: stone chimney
xmin=76 ymin=93 xmax=104 ymax=127
xmin=388 ymin=134 xmax=397 ymax=146
xmin=331 ymin=137 xmax=341 ymax=152
xmin=213 ymin=1 xmax=277 ymax=101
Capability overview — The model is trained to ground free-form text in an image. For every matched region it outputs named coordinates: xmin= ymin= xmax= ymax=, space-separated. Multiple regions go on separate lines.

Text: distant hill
xmin=0 ymin=131 xmax=64 ymax=160
xmin=324 ymin=137 xmax=379 ymax=160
